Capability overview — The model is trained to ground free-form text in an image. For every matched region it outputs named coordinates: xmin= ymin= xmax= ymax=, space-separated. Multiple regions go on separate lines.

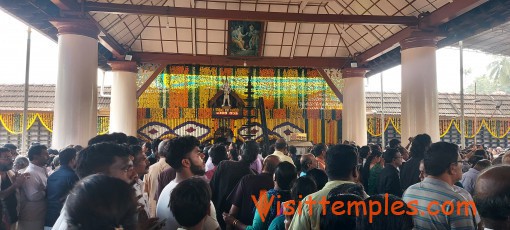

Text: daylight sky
xmin=0 ymin=9 xmax=497 ymax=93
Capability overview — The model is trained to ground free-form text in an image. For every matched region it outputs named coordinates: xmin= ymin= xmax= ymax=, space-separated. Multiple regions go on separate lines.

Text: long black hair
xmin=361 ymin=150 xmax=382 ymax=189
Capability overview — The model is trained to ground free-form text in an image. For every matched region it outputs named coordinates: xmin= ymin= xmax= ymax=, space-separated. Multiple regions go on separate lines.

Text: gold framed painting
xmin=228 ymin=20 xmax=263 ymax=57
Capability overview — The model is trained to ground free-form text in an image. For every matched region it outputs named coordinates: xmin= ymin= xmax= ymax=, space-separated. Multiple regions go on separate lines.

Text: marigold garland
xmin=170 ymin=65 xmax=189 ymax=75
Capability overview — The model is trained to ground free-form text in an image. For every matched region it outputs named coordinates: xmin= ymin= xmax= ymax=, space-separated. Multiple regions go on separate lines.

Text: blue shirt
xmin=45 ymin=165 xmax=79 ymax=227
xmin=403 ymin=177 xmax=480 ymax=230
xmin=461 ymin=168 xmax=480 ymax=195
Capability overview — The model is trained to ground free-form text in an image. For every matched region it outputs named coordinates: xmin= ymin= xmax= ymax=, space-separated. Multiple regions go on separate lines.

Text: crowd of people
xmin=0 ymin=132 xmax=509 ymax=230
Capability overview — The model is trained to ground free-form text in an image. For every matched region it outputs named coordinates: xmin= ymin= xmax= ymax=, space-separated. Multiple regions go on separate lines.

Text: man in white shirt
xmin=157 ymin=136 xmax=219 ymax=230
xmin=19 ymin=144 xmax=50 ymax=230
xmin=270 ymin=138 xmax=295 ymax=166
xmin=144 ymin=139 xmax=171 ymax=217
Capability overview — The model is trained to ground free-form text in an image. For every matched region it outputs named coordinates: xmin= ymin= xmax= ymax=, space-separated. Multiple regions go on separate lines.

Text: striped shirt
xmin=403 ymin=177 xmax=480 ymax=230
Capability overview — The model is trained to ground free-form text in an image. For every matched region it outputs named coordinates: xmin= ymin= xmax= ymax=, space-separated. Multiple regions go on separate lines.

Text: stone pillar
xmin=108 ymin=61 xmax=138 ymax=136
xmin=400 ymin=33 xmax=440 ymax=142
xmin=50 ymin=19 xmax=99 ymax=149
xmin=341 ymin=68 xmax=369 ymax=146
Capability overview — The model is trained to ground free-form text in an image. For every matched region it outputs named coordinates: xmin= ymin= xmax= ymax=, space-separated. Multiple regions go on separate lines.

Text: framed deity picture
xmin=228 ymin=21 xmax=263 ymax=57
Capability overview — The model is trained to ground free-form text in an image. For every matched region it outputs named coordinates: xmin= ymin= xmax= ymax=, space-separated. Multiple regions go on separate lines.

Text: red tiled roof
xmin=1 ymin=84 xmax=509 ymax=118
xmin=0 ymin=84 xmax=110 ymax=112
xmin=366 ymin=92 xmax=510 ymax=118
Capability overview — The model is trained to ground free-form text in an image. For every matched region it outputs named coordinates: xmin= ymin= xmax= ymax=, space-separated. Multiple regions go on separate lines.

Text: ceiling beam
xmin=50 ymin=0 xmax=126 ymax=59
xmin=132 ymin=52 xmax=350 ymax=69
xmin=357 ymin=0 xmax=489 ymax=63
xmin=290 ymin=1 xmax=308 ymax=59
xmin=50 ymin=0 xmax=80 ymax=11
xmin=85 ymin=2 xmax=418 ymax=26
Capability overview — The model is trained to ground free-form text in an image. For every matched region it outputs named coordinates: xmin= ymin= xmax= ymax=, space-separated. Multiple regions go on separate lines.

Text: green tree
xmin=466 ymin=75 xmax=495 ymax=94
xmin=487 ymin=56 xmax=510 ymax=93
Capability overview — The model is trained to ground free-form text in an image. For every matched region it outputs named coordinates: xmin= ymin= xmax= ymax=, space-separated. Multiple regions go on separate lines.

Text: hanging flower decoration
xmin=183 ymin=108 xmax=196 ymax=119
xmin=259 ymin=69 xmax=275 ymax=77
xmin=98 ymin=117 xmax=110 ymax=135
xmin=307 ymin=69 xmax=320 ymax=78
xmin=166 ymin=108 xmax=180 ymax=119
xmin=335 ymin=110 xmax=342 ymax=120
xmin=324 ymin=110 xmax=332 ymax=120
xmin=283 ymin=69 xmax=298 ymax=78
xmin=199 ymin=67 xmax=217 ymax=76
xmin=170 ymin=65 xmax=189 ymax=75
xmin=198 ymin=108 xmax=212 ymax=119
xmin=273 ymin=109 xmax=286 ymax=119
xmin=221 ymin=68 xmax=233 ymax=76
xmin=235 ymin=68 xmax=248 ymax=76
xmin=307 ymin=109 xmax=320 ymax=119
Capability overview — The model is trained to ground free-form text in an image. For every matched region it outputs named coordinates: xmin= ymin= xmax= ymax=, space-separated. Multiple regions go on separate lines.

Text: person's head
xmin=73 ymin=145 xmax=84 ymax=152
xmin=13 ymin=156 xmax=29 ymax=172
xmin=274 ymin=162 xmax=297 ymax=190
xmin=326 ymin=144 xmax=358 ymax=181
xmin=126 ymin=136 xmax=139 ymax=146
xmin=492 ymin=154 xmax=503 ymax=165
xmin=151 ymin=138 xmax=163 ymax=155
xmin=51 ymin=156 xmax=60 ymax=169
xmin=468 ymin=155 xmax=485 ymax=168
xmin=312 ymin=143 xmax=327 ymax=158
xmin=275 ymin=138 xmax=287 ymax=151
xmin=110 ymin=132 xmax=128 ymax=144
xmin=300 ymin=153 xmax=318 ymax=173
xmin=389 ymin=139 xmax=401 ymax=148
xmin=76 ymin=143 xmax=134 ymax=184
xmin=290 ymin=177 xmax=317 ymax=202
xmin=424 ymin=142 xmax=463 ymax=184
xmin=328 ymin=183 xmax=366 ymax=199
xmin=288 ymin=145 xmax=297 ymax=156
xmin=262 ymin=155 xmax=280 ymax=175
xmin=157 ymin=139 xmax=169 ymax=158
xmin=129 ymin=145 xmax=149 ymax=176
xmin=170 ymin=177 xmax=212 ymax=229
xmin=209 ymin=145 xmax=228 ymax=166
xmin=59 ymin=148 xmax=77 ymax=169
xmin=3 ymin=144 xmax=17 ymax=157
xmin=27 ymin=144 xmax=49 ymax=167
xmin=359 ymin=194 xmax=414 ymax=230
xmin=359 ymin=146 xmax=371 ymax=160
xmin=502 ymin=152 xmax=510 ymax=165
xmin=397 ymin=146 xmax=410 ymax=161
xmin=366 ymin=150 xmax=382 ymax=166
xmin=48 ymin=148 xmax=59 ymax=157
xmin=66 ymin=174 xmax=138 ymax=230
xmin=409 ymin=134 xmax=432 ymax=159
xmin=240 ymin=141 xmax=259 ymax=164
xmin=320 ymin=194 xmax=363 ymax=230
xmin=142 ymin=142 xmax=151 ymax=154
xmin=164 ymin=136 xmax=204 ymax=176
xmin=419 ymin=160 xmax=427 ymax=181
xmin=229 ymin=148 xmax=239 ymax=161
xmin=474 ymin=159 xmax=491 ymax=172
xmin=474 ymin=165 xmax=510 ymax=230
xmin=0 ymin=148 xmax=13 ymax=172
xmin=383 ymin=148 xmax=403 ymax=168
xmin=474 ymin=149 xmax=489 ymax=159
xmin=369 ymin=143 xmax=382 ymax=153
xmin=87 ymin=134 xmax=114 ymax=145
xmin=305 ymin=168 xmax=328 ymax=190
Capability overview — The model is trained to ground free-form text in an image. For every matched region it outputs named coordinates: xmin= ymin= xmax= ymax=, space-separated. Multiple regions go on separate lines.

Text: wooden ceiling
xmin=1 ymin=0 xmax=508 ymax=72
